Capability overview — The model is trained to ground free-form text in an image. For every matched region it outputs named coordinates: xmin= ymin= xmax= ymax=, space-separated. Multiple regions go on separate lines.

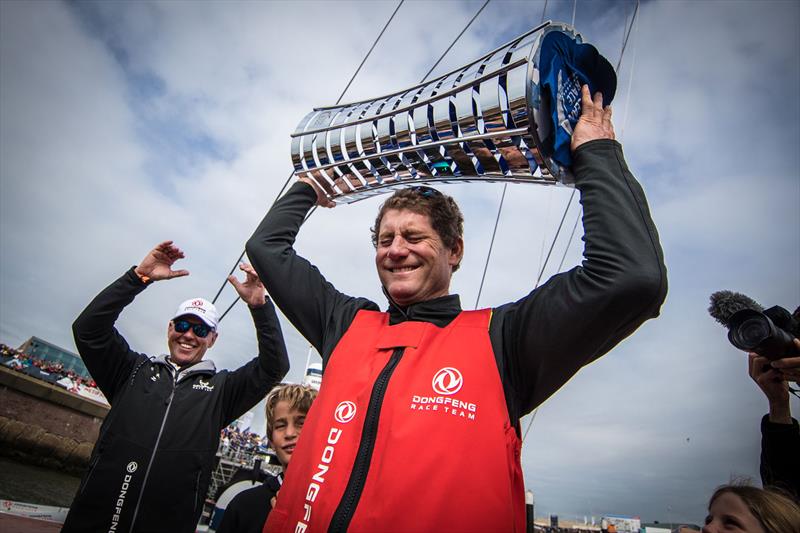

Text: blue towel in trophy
xmin=539 ymin=31 xmax=616 ymax=169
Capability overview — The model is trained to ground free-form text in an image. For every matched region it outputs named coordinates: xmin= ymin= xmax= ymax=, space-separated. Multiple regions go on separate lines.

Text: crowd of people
xmin=0 ymin=342 xmax=98 ymax=390
xmin=219 ymin=424 xmax=269 ymax=457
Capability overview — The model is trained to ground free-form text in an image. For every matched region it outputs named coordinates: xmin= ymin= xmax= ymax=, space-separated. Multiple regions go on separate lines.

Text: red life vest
xmin=265 ymin=309 xmax=524 ymax=533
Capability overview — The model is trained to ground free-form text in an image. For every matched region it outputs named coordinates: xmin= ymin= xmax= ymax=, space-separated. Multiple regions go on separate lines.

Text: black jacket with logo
xmin=62 ymin=268 xmax=289 ymax=533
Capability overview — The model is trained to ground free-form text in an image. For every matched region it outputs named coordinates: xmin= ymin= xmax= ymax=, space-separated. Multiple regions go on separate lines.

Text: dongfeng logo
xmin=334 ymin=401 xmax=356 ymax=424
xmin=192 ymin=299 xmax=204 ymax=307
xmin=432 ymin=367 xmax=463 ymax=395
xmin=126 ymin=461 xmax=138 ymax=473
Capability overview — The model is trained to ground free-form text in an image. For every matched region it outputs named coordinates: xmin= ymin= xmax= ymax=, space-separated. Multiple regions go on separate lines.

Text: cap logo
xmin=432 ymin=367 xmax=463 ymax=395
xmin=126 ymin=461 xmax=138 ymax=473
xmin=334 ymin=401 xmax=356 ymax=424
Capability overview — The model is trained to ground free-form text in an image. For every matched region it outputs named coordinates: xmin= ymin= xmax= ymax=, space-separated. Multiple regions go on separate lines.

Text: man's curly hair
xmin=370 ymin=186 xmax=464 ymax=271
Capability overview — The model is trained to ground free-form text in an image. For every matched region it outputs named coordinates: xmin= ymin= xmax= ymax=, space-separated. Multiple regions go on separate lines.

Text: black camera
xmin=726 ymin=305 xmax=799 ymax=361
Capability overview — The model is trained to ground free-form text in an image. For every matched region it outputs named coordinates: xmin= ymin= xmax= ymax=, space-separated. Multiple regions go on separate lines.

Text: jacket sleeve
xmin=221 ymin=298 xmax=290 ymax=425
xmin=72 ymin=268 xmax=150 ymax=402
xmin=245 ymin=181 xmax=377 ymax=364
xmin=493 ymin=139 xmax=668 ymax=419
xmin=760 ymin=414 xmax=800 ymax=499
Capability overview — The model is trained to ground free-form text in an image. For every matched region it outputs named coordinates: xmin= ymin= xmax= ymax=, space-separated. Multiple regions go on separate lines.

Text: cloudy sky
xmin=1 ymin=0 xmax=798 ymax=524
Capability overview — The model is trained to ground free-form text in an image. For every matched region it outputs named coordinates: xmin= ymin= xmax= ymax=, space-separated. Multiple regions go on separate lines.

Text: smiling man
xmin=247 ymin=86 xmax=667 ymax=532
xmin=62 ymin=241 xmax=289 ymax=533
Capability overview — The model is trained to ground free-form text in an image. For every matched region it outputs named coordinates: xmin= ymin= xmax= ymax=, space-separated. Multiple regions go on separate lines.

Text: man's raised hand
xmin=134 ymin=241 xmax=190 ymax=282
xmin=227 ymin=262 xmax=267 ymax=307
xmin=571 ymin=84 xmax=615 ymax=153
xmin=299 ymin=176 xmax=336 ymax=208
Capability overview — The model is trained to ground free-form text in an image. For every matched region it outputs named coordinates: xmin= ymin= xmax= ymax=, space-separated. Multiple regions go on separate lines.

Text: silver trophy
xmin=290 ymin=21 xmax=615 ymax=204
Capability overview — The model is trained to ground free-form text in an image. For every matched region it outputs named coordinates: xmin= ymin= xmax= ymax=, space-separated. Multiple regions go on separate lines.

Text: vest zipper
xmin=127 ymin=370 xmax=177 ymax=532
xmin=328 ymin=347 xmax=405 ymax=533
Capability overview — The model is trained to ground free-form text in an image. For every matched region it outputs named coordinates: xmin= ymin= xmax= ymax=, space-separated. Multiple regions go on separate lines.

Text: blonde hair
xmin=709 ymin=482 xmax=800 ymax=533
xmin=265 ymin=383 xmax=318 ymax=437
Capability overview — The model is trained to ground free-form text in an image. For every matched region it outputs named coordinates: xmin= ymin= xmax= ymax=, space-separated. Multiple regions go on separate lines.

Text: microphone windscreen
xmin=708 ymin=290 xmax=763 ymax=327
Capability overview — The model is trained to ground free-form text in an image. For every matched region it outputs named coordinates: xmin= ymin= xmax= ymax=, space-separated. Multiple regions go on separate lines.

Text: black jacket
xmin=216 ymin=473 xmax=282 ymax=533
xmin=760 ymin=414 xmax=800 ymax=499
xmin=62 ymin=268 xmax=289 ymax=533
xmin=246 ymin=139 xmax=667 ymax=426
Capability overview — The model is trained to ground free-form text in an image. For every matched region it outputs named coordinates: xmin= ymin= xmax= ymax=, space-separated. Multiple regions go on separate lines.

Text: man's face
xmin=167 ymin=315 xmax=217 ymax=367
xmin=271 ymin=400 xmax=306 ymax=469
xmin=375 ymin=208 xmax=463 ymax=307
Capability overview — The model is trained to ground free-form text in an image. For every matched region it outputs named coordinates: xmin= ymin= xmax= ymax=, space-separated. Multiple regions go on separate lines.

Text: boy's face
xmin=271 ymin=400 xmax=306 ymax=468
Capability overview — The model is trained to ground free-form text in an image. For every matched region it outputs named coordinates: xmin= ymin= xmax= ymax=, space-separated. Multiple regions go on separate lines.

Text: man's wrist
xmin=133 ymin=267 xmax=152 ymax=285
xmin=248 ymin=294 xmax=270 ymax=309
xmin=768 ymin=401 xmax=792 ymax=424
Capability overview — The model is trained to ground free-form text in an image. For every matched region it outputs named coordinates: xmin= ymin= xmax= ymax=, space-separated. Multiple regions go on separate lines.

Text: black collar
xmin=386 ymin=293 xmax=463 ymax=327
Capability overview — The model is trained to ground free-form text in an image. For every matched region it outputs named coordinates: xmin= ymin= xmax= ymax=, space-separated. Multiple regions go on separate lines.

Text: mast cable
xmin=420 ymin=0 xmax=490 ymax=83
xmin=213 ymin=0 xmax=404 ymax=309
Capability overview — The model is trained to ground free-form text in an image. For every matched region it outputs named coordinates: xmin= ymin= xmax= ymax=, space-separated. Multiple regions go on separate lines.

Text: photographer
xmin=749 ymin=336 xmax=800 ymax=499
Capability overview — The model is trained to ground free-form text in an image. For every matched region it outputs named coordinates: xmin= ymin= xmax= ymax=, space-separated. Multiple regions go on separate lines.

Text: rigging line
xmin=540 ymin=0 xmax=548 ymax=23
xmin=621 ymin=0 xmax=631 ymax=53
xmin=212 ymin=1 xmax=406 ymax=311
xmin=556 ymin=205 xmax=582 ymax=273
xmin=211 ymin=166 xmax=297 ymax=305
xmin=615 ymin=0 xmax=639 ymax=72
xmin=336 ymin=0 xmax=405 ymax=106
xmin=536 ymin=188 xmax=553 ymax=283
xmin=474 ymin=184 xmax=508 ymax=309
xmin=218 ymin=295 xmax=240 ymax=323
xmin=618 ymin=1 xmax=639 ymax=142
xmin=419 ymin=0 xmax=490 ymax=84
xmin=535 ymin=188 xmax=576 ymax=288
xmin=571 ymin=0 xmax=577 ymax=26
xmin=521 ymin=406 xmax=539 ymax=442
xmin=304 ymin=205 xmax=318 ymax=223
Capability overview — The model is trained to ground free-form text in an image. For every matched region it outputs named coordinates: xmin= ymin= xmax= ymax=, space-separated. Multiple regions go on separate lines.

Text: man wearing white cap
xmin=63 ymin=241 xmax=289 ymax=533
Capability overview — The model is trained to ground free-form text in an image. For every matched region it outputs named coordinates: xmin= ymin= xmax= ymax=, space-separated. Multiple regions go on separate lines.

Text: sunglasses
xmin=173 ymin=319 xmax=214 ymax=338
xmin=409 ymin=185 xmax=443 ymax=198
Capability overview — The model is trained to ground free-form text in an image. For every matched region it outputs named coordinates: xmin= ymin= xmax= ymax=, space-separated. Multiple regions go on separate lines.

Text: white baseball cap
xmin=173 ymin=298 xmax=219 ymax=330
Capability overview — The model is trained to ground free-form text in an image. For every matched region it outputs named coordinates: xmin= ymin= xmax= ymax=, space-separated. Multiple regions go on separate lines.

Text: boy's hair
xmin=265 ymin=383 xmax=318 ymax=437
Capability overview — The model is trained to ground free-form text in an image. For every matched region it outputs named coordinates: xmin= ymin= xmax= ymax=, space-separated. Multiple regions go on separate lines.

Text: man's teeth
xmin=180 ymin=343 xmax=194 ymax=349
xmin=392 ymin=266 xmax=417 ymax=273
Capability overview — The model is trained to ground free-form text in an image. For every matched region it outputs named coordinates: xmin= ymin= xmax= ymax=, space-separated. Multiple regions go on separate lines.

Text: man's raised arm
xmin=222 ymin=262 xmax=290 ymax=422
xmin=72 ymin=241 xmax=189 ymax=400
xmin=246 ymin=180 xmax=376 ymax=359
xmin=498 ymin=86 xmax=668 ymax=416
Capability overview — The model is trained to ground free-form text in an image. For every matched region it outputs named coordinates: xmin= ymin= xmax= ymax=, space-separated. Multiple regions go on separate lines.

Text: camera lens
xmin=733 ymin=316 xmax=770 ymax=349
